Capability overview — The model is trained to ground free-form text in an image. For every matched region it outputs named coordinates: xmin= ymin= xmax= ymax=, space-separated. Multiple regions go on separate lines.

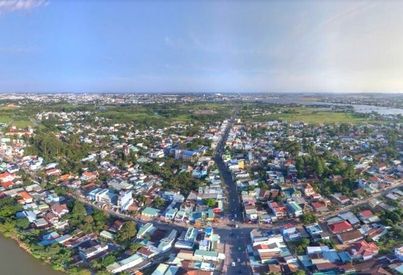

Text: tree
xmin=0 ymin=197 xmax=23 ymax=219
xmin=204 ymin=198 xmax=217 ymax=208
xmin=70 ymin=201 xmax=87 ymax=226
xmin=129 ymin=242 xmax=143 ymax=252
xmin=15 ymin=218 xmax=30 ymax=230
xmin=314 ymin=157 xmax=325 ymax=177
xmin=294 ymin=238 xmax=310 ymax=255
xmin=296 ymin=157 xmax=305 ymax=178
xmin=92 ymin=209 xmax=107 ymax=231
xmin=116 ymin=221 xmax=137 ymax=243
xmin=300 ymin=213 xmax=317 ymax=225
xmin=82 ymin=215 xmax=94 ymax=233
xmin=101 ymin=254 xmax=116 ymax=268
xmin=152 ymin=197 xmax=166 ymax=209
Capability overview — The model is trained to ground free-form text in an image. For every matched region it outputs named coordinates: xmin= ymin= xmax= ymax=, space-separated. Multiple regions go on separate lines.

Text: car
xmin=232 ymin=262 xmax=236 ymax=267
xmin=237 ymin=258 xmax=241 ymax=263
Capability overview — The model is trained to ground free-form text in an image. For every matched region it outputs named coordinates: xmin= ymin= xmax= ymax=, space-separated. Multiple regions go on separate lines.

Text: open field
xmin=272 ymin=107 xmax=372 ymax=124
xmin=242 ymin=106 xmax=375 ymax=124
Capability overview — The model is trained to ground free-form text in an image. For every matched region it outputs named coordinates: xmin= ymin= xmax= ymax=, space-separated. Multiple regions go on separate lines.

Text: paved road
xmin=213 ymin=108 xmax=252 ymax=274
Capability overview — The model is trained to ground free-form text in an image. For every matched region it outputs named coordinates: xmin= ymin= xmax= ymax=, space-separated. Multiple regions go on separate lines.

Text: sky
xmin=1 ymin=0 xmax=403 ymax=93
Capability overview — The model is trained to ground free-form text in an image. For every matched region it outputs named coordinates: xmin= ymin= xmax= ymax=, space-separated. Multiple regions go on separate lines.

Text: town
xmin=0 ymin=93 xmax=401 ymax=275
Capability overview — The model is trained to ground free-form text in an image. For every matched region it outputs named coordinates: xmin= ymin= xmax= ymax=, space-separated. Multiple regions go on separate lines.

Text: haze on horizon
xmin=1 ymin=0 xmax=403 ymax=94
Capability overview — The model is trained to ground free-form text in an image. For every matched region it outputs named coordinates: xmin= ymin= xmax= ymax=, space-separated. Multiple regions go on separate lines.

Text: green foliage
xmin=152 ymin=197 xmax=166 ymax=209
xmin=204 ymin=198 xmax=217 ymax=208
xmin=116 ymin=221 xmax=137 ymax=244
xmin=129 ymin=242 xmax=143 ymax=252
xmin=30 ymin=243 xmax=72 ymax=271
xmin=15 ymin=218 xmax=30 ymax=230
xmin=380 ymin=208 xmax=403 ymax=226
xmin=293 ymin=238 xmax=310 ymax=255
xmin=0 ymin=197 xmax=23 ymax=219
xmin=300 ymin=213 xmax=317 ymax=225
xmin=185 ymin=138 xmax=211 ymax=150
xmin=101 ymin=254 xmax=116 ymax=268
xmin=69 ymin=201 xmax=87 ymax=227
xmin=25 ymin=131 xmax=92 ymax=170
xmin=378 ymin=226 xmax=403 ymax=254
xmin=92 ymin=209 xmax=108 ymax=232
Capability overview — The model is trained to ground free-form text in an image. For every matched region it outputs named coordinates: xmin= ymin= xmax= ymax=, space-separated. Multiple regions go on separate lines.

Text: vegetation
xmin=116 ymin=221 xmax=137 ymax=244
xmin=300 ymin=213 xmax=317 ymax=225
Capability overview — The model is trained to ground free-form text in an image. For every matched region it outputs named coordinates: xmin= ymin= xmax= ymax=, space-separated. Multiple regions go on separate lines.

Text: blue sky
xmin=1 ymin=0 xmax=403 ymax=93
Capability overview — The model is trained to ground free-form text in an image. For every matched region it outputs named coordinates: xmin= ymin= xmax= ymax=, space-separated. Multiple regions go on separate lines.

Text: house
xmin=100 ymin=230 xmax=115 ymax=240
xmin=175 ymin=226 xmax=198 ymax=250
xmin=358 ymin=210 xmax=380 ymax=224
xmin=303 ymin=183 xmax=315 ymax=196
xmin=79 ymin=241 xmax=109 ymax=259
xmin=194 ymin=250 xmax=221 ymax=262
xmin=164 ymin=207 xmax=178 ymax=220
xmin=17 ymin=191 xmax=33 ymax=204
xmin=45 ymin=168 xmax=61 ymax=177
xmin=157 ymin=229 xmax=177 ymax=252
xmin=337 ymin=230 xmax=363 ymax=244
xmin=117 ymin=190 xmax=133 ymax=211
xmin=0 ymin=172 xmax=15 ymax=183
xmin=17 ymin=210 xmax=37 ymax=222
xmin=137 ymin=246 xmax=159 ymax=259
xmin=137 ymin=223 xmax=156 ymax=239
xmin=349 ymin=240 xmax=379 ymax=261
xmin=268 ymin=201 xmax=287 ymax=219
xmin=331 ymin=193 xmax=351 ymax=205
xmin=51 ymin=203 xmax=69 ymax=217
xmin=328 ymin=221 xmax=353 ymax=234
xmin=311 ymin=201 xmax=328 ymax=212
xmin=338 ymin=212 xmax=360 ymax=226
xmin=395 ymin=246 xmax=403 ymax=261
xmin=81 ymin=171 xmax=98 ymax=182
xmin=141 ymin=207 xmax=160 ymax=218
xmin=287 ymin=201 xmax=303 ymax=217
xmin=107 ymin=254 xmax=145 ymax=274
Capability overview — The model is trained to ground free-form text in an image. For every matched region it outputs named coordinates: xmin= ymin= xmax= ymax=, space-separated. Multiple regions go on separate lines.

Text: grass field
xmin=0 ymin=114 xmax=32 ymax=128
xmin=249 ymin=107 xmax=374 ymax=124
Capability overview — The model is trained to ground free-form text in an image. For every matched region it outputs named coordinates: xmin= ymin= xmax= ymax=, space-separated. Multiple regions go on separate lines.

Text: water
xmin=0 ymin=235 xmax=62 ymax=275
xmin=308 ymin=102 xmax=403 ymax=115
xmin=261 ymin=98 xmax=403 ymax=115
xmin=351 ymin=104 xmax=403 ymax=115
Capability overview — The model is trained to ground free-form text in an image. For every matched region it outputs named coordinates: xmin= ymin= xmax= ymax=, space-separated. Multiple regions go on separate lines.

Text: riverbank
xmin=0 ymin=234 xmax=63 ymax=275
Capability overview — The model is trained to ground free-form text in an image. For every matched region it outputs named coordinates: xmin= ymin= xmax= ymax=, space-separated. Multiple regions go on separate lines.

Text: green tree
xmin=116 ymin=221 xmax=137 ymax=243
xmin=15 ymin=218 xmax=30 ymax=230
xmin=0 ymin=197 xmax=23 ymax=219
xmin=300 ymin=213 xmax=317 ymax=225
xmin=152 ymin=197 xmax=166 ymax=209
xmin=101 ymin=254 xmax=116 ymax=268
xmin=204 ymin=198 xmax=217 ymax=208
xmin=70 ymin=201 xmax=87 ymax=226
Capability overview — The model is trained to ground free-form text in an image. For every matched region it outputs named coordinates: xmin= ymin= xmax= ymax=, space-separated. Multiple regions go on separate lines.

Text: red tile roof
xmin=329 ymin=220 xmax=352 ymax=234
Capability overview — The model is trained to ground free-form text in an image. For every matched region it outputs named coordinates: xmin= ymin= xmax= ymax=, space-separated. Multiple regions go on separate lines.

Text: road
xmin=318 ymin=181 xmax=403 ymax=220
xmin=213 ymin=108 xmax=252 ymax=274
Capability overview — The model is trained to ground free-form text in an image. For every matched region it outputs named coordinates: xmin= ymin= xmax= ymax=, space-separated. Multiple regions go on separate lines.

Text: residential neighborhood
xmin=0 ymin=94 xmax=401 ymax=275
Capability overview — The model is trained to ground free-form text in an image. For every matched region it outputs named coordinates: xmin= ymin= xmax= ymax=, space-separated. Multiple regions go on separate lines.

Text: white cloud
xmin=0 ymin=0 xmax=48 ymax=13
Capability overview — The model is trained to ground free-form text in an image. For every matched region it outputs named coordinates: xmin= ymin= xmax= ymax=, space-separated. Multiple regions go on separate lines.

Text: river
xmin=307 ymin=102 xmax=403 ymax=115
xmin=0 ymin=235 xmax=62 ymax=275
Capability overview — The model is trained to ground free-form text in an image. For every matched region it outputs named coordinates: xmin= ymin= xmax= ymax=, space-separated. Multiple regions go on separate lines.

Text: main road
xmin=213 ymin=107 xmax=252 ymax=274
xmin=69 ymin=108 xmax=253 ymax=274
